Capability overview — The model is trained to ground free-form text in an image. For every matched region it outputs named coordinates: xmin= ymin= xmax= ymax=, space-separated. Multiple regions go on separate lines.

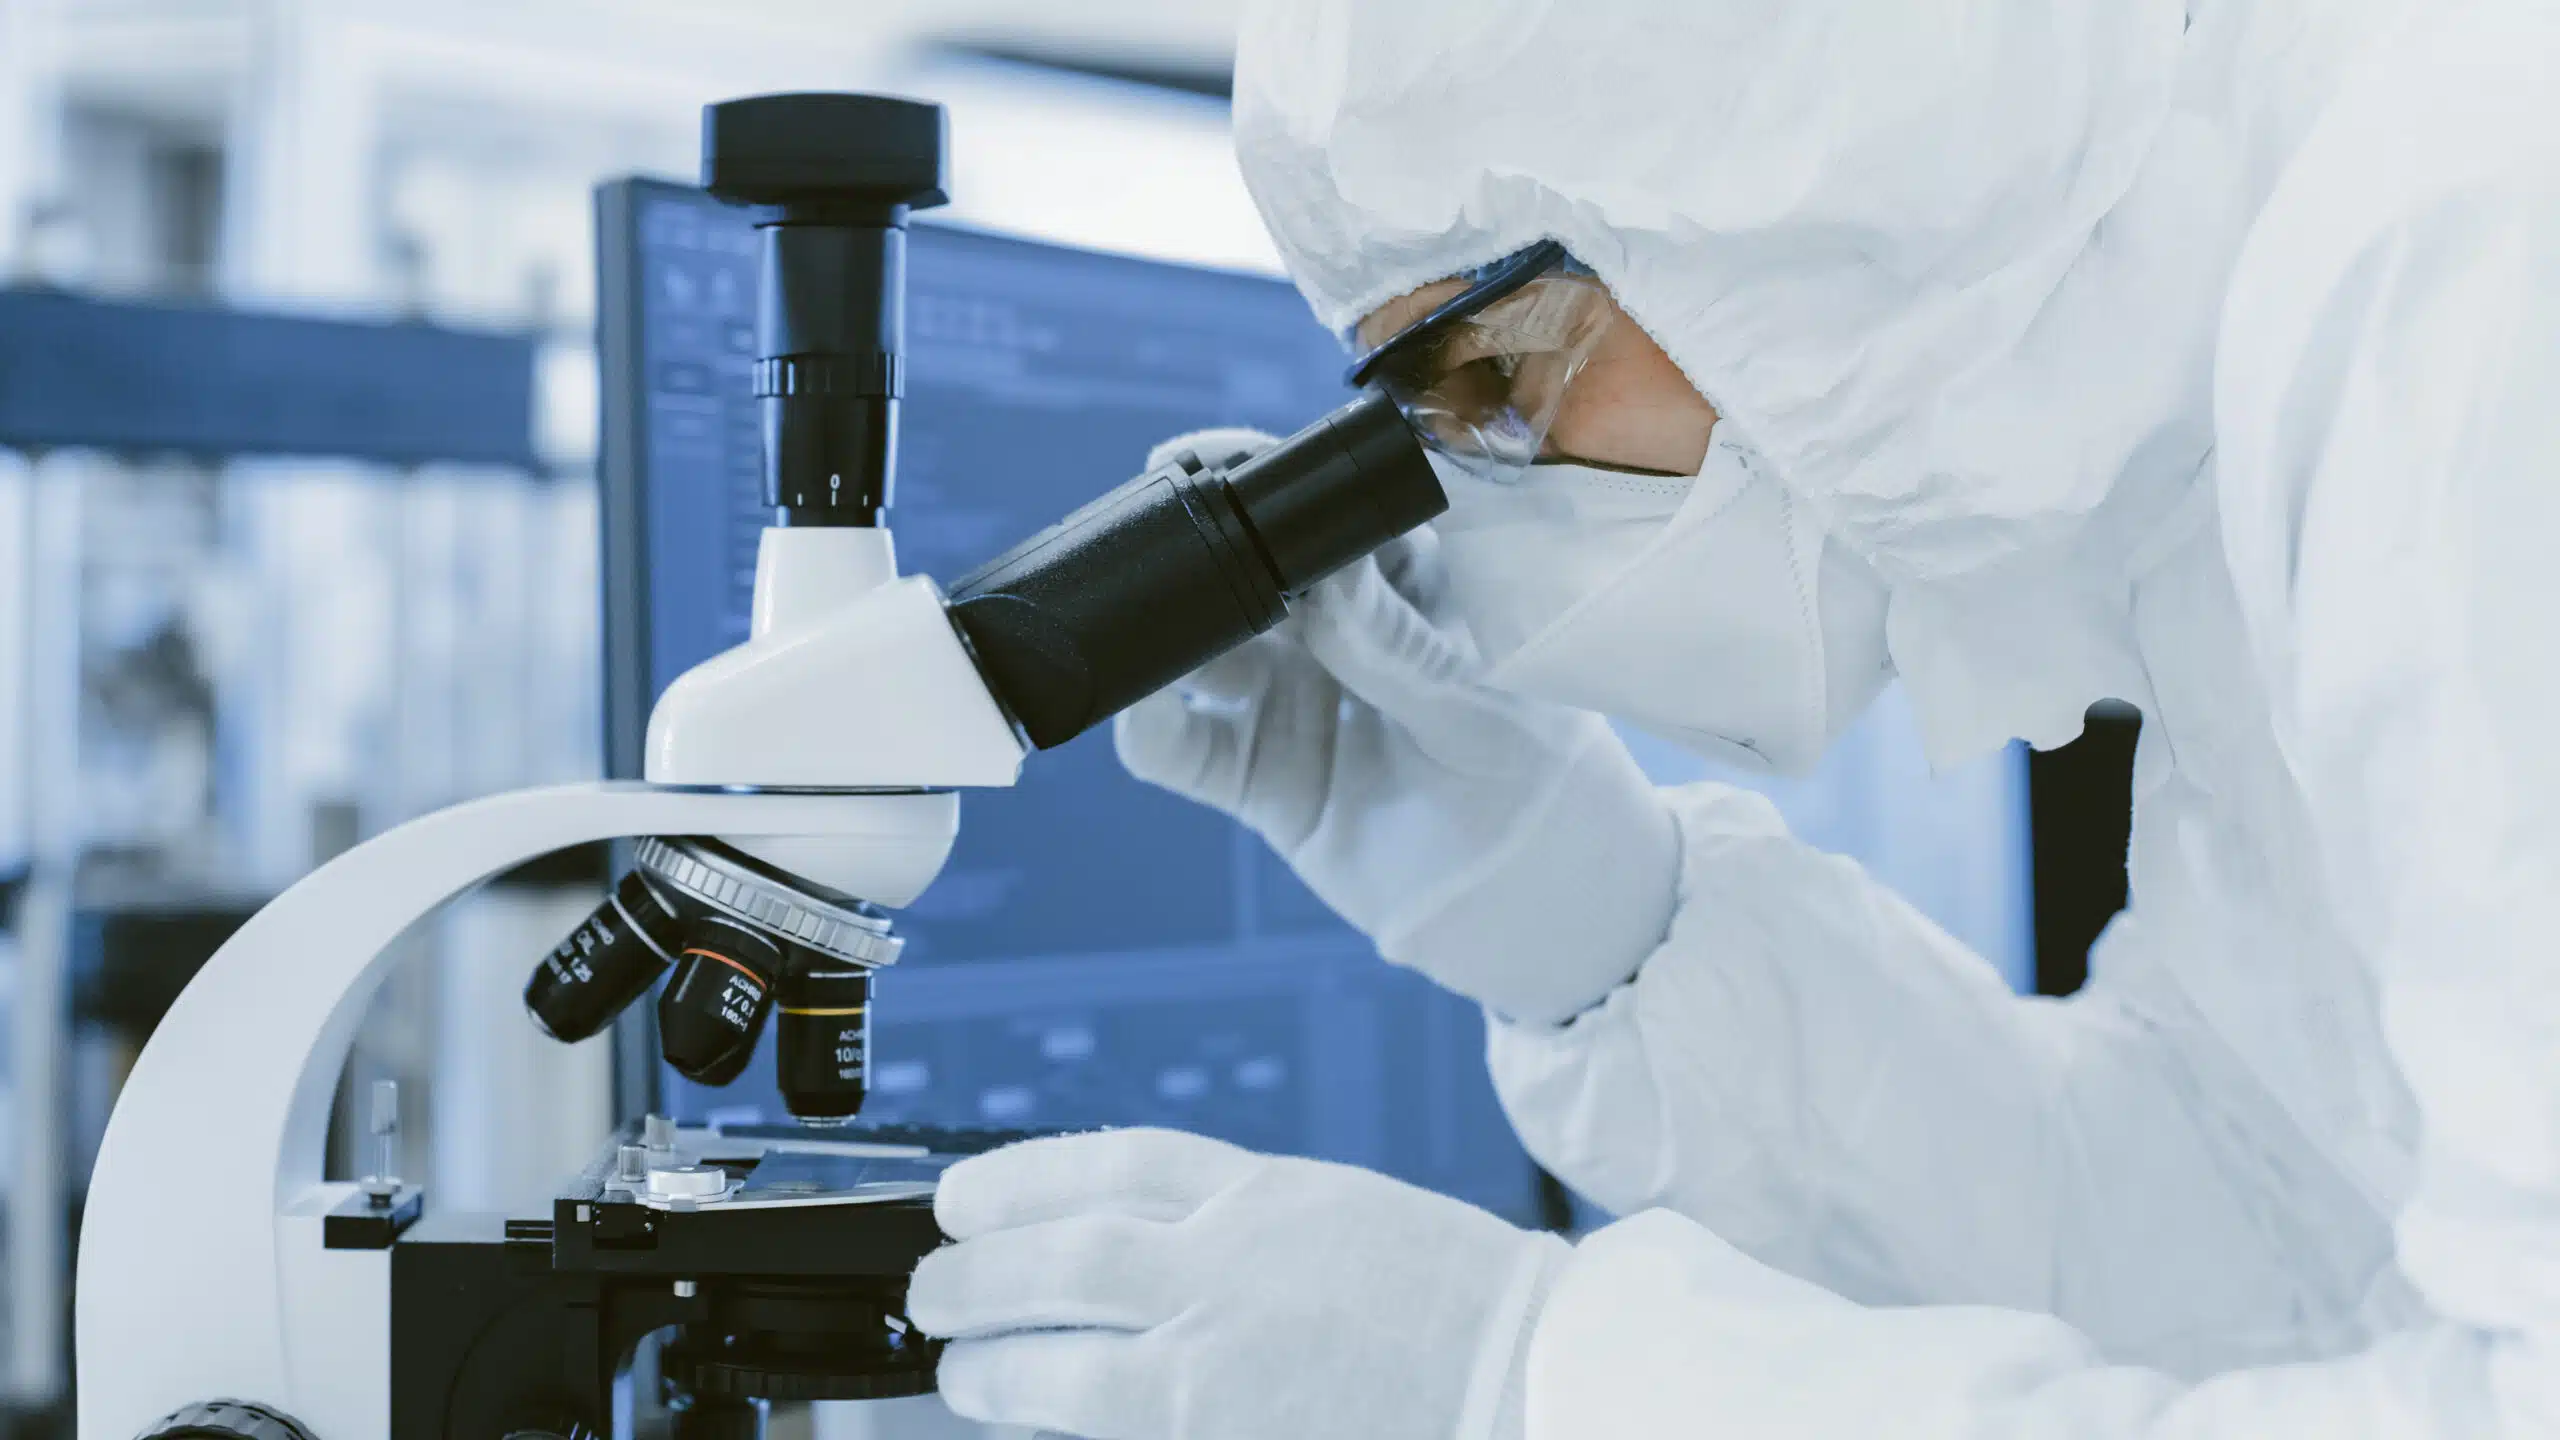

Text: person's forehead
xmin=1353 ymin=278 xmax=1472 ymax=352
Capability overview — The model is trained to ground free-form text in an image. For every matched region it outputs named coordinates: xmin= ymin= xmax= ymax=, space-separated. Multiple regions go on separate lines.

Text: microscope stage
xmin=545 ymin=1119 xmax=1040 ymax=1280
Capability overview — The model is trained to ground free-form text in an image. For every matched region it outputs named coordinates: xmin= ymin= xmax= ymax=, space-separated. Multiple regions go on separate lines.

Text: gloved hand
xmin=907 ymin=1128 xmax=1569 ymax=1440
xmin=1116 ymin=431 xmax=1680 ymax=1025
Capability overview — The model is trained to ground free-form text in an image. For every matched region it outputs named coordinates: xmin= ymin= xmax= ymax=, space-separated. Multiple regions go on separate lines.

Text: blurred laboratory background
xmin=0 ymin=1 xmax=2132 ymax=1435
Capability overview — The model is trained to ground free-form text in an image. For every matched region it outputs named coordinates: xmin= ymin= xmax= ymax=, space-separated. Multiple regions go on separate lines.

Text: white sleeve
xmin=1511 ymin=14 xmax=2560 ymax=1433
xmin=1487 ymin=780 xmax=2381 ymax=1373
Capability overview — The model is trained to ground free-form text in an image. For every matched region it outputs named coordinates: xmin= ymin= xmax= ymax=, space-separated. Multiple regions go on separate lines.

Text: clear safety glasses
xmin=1346 ymin=241 xmax=1615 ymax=484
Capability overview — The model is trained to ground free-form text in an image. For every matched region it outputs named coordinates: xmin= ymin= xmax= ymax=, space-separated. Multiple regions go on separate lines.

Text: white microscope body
xmin=67 ymin=70 xmax=1442 ymax=1423
xmin=72 ymin=527 xmax=1025 ymax=1440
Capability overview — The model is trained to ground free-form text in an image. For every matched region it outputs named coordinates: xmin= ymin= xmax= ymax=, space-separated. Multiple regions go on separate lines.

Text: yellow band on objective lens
xmin=780 ymin=1006 xmax=867 ymax=1017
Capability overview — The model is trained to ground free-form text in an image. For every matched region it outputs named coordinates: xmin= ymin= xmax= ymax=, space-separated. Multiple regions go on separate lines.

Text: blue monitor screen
xmin=598 ymin=180 xmax=1539 ymax=1217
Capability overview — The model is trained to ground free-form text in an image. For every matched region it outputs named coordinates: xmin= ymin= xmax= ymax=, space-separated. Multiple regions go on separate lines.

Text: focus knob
xmin=137 ymin=1400 xmax=317 ymax=1440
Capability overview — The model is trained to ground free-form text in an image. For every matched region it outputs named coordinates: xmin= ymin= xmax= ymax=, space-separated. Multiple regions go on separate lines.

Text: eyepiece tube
xmin=945 ymin=390 xmax=1442 ymax=750
xmin=702 ymin=92 xmax=951 ymax=528
xmin=1224 ymin=394 xmax=1447 ymax=593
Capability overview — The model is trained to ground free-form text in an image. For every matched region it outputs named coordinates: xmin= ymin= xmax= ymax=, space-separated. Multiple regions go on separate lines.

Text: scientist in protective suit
xmin=908 ymin=0 xmax=2560 ymax=1435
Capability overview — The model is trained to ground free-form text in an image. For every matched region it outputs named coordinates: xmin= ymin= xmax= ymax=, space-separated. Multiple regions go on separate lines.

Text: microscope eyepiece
xmin=704 ymin=92 xmax=950 ymax=529
xmin=1223 ymin=392 xmax=1449 ymax=594
xmin=702 ymin=94 xmax=948 ymax=217
xmin=945 ymin=389 xmax=1443 ymax=750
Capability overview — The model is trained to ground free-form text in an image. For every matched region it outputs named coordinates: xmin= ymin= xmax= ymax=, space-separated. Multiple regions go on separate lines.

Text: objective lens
xmin=524 ymin=835 xmax=905 ymax=1114
xmin=659 ymin=917 xmax=783 ymax=1086
xmin=775 ymin=954 xmax=872 ymax=1123
xmin=524 ymin=867 xmax=685 ymax=1043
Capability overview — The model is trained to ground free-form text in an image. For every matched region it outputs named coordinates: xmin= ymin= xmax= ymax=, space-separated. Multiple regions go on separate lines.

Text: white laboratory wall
xmin=0 ymin=458 xmax=26 ymax=868
xmin=0 ymin=0 xmax=65 ymax=867
xmin=71 ymin=456 xmax=225 ymax=860
xmin=5 ymin=453 xmax=81 ymax=1404
xmin=905 ymin=53 xmax=1280 ymax=273
xmin=0 ymin=0 xmax=65 ymax=278
xmin=432 ymin=885 xmax=616 ymax=1211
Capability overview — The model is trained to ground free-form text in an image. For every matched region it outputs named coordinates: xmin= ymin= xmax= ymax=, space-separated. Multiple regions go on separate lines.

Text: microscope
xmin=73 ymin=94 xmax=1440 ymax=1440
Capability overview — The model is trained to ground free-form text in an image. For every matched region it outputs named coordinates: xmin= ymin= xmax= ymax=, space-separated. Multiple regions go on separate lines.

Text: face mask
xmin=1432 ymin=432 xmax=1894 ymax=775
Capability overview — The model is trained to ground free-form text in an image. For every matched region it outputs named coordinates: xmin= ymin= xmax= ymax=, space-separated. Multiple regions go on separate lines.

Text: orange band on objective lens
xmin=682 ymin=948 xmax=767 ymax=987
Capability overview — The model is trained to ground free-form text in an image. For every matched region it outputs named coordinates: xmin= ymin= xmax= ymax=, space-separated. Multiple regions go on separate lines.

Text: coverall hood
xmin=1234 ymin=0 xmax=2209 ymax=763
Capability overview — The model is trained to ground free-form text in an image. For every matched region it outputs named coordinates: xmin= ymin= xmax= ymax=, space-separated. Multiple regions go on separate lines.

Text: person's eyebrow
xmin=1355 ymin=284 xmax=1464 ymax=351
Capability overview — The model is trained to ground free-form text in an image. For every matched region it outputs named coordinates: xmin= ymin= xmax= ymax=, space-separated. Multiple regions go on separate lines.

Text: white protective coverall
xmin=1221 ymin=0 xmax=2560 ymax=1433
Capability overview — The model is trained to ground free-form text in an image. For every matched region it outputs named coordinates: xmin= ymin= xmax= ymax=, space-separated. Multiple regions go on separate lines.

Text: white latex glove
xmin=1116 ymin=431 xmax=1679 ymax=1025
xmin=908 ymin=1127 xmax=1569 ymax=1440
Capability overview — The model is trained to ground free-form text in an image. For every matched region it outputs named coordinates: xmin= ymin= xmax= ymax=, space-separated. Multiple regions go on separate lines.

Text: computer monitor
xmin=596 ymin=179 xmax=1540 ymax=1218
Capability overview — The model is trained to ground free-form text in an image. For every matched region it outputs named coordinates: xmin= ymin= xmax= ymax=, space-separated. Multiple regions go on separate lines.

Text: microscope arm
xmin=78 ymin=521 xmax=1039 ymax=1439
xmin=74 ymin=81 xmax=1442 ymax=1437
xmin=74 ymin=784 xmax=965 ymax=1440
xmin=74 ymin=389 xmax=1439 ymax=1440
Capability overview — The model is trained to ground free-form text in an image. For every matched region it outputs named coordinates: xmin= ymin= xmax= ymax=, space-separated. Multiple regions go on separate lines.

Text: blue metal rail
xmin=0 ymin=287 xmax=536 ymax=468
